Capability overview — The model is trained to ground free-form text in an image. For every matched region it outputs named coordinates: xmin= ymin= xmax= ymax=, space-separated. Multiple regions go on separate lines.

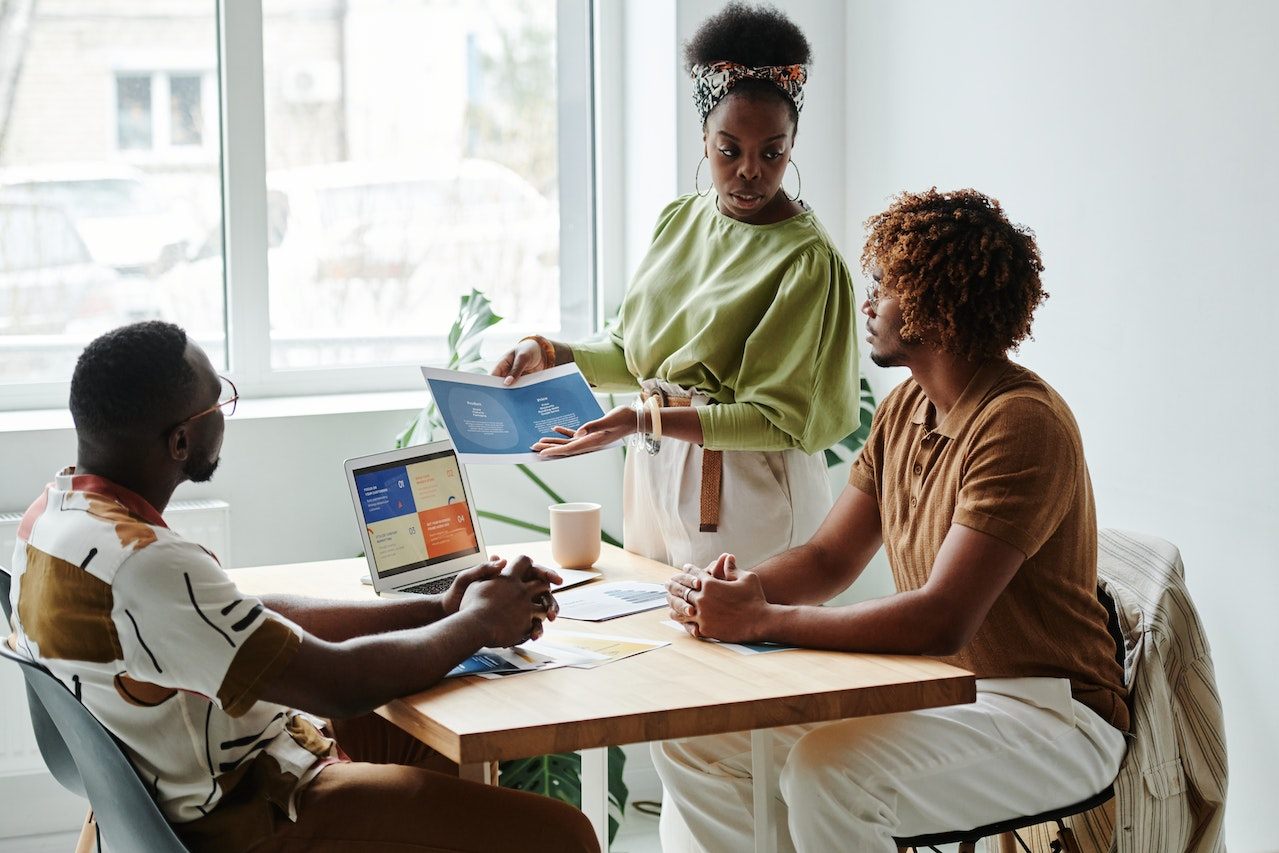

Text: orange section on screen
xmin=418 ymin=501 xmax=478 ymax=558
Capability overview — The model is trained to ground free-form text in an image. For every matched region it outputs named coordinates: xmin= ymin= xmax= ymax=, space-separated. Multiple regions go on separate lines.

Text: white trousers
xmin=622 ymin=437 xmax=831 ymax=570
xmin=652 ymin=677 xmax=1128 ymax=853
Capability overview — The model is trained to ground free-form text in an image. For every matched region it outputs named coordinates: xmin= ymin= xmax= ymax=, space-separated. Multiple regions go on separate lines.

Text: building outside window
xmin=0 ymin=0 xmax=594 ymax=407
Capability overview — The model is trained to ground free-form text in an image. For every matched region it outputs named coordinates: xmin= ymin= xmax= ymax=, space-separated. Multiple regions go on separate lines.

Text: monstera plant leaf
xmin=825 ymin=374 xmax=877 ymax=467
xmin=499 ymin=746 xmax=629 ymax=844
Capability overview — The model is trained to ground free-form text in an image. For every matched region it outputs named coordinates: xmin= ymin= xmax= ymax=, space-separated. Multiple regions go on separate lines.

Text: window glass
xmin=262 ymin=0 xmax=561 ymax=369
xmin=116 ymin=75 xmax=153 ymax=150
xmin=0 ymin=3 xmax=224 ymax=384
xmin=169 ymin=74 xmax=204 ymax=146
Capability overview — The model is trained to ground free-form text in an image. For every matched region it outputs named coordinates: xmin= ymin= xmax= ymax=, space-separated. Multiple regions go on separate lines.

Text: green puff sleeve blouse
xmin=573 ymin=193 xmax=860 ymax=454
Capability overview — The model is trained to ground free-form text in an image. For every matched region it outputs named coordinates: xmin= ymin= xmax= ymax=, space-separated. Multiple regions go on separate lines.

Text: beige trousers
xmin=652 ymin=677 xmax=1127 ymax=853
xmin=621 ymin=433 xmax=832 ymax=570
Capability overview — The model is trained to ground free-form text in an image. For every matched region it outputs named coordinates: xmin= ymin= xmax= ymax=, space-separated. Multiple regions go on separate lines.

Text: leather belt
xmin=640 ymin=386 xmax=721 ymax=533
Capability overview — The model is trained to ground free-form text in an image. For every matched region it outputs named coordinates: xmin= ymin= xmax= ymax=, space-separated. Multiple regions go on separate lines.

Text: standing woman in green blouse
xmin=493 ymin=2 xmax=859 ymax=573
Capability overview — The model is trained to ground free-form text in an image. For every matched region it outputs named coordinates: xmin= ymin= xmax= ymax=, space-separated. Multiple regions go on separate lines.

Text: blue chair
xmin=1 ymin=565 xmax=188 ymax=852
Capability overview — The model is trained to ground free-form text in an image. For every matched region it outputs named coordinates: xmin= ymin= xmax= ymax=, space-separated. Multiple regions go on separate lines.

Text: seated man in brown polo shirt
xmin=655 ymin=188 xmax=1129 ymax=853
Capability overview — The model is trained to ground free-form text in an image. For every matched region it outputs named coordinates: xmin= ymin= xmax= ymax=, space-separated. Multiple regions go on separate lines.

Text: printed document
xmin=556 ymin=582 xmax=669 ymax=621
xmin=421 ymin=364 xmax=618 ymax=464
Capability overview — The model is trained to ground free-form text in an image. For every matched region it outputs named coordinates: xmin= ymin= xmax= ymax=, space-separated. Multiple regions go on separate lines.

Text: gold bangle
xmin=519 ymin=335 xmax=557 ymax=369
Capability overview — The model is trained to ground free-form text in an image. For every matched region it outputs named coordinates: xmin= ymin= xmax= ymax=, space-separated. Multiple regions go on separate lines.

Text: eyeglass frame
xmin=168 ymin=375 xmax=238 ymax=434
xmin=864 ymin=280 xmax=882 ymax=312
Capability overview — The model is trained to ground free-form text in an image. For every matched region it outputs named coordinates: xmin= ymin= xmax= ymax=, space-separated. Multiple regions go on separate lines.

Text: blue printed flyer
xmin=420 ymin=364 xmax=620 ymax=464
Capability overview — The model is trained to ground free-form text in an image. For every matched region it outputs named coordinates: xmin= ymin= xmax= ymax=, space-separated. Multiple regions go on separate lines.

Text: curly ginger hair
xmin=861 ymin=188 xmax=1047 ymax=359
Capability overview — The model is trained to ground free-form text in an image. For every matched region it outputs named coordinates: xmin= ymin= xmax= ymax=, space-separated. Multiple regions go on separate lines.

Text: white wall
xmin=844 ymin=2 xmax=1278 ymax=848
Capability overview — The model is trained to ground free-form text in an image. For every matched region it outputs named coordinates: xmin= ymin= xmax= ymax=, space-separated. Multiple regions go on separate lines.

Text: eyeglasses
xmin=864 ymin=281 xmax=881 ymax=312
xmin=172 ymin=375 xmax=238 ymax=432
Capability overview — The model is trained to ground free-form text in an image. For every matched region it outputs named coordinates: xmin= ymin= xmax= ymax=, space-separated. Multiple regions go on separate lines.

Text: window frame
xmin=111 ymin=66 xmax=218 ymax=161
xmin=0 ymin=0 xmax=598 ymax=410
xmin=221 ymin=0 xmax=598 ymax=400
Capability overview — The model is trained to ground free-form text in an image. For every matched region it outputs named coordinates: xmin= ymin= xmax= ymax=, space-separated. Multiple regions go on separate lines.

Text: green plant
xmin=499 ymin=748 xmax=629 ymax=843
xmin=396 ymin=289 xmax=628 ymax=842
xmin=825 ymin=375 xmax=877 ymax=466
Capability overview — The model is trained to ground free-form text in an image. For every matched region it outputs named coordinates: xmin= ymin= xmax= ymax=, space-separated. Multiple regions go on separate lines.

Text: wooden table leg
xmin=74 ymin=809 xmax=96 ymax=853
xmin=459 ymin=761 xmax=494 ymax=784
xmin=751 ymin=729 xmax=780 ymax=853
xmin=580 ymin=747 xmax=608 ymax=851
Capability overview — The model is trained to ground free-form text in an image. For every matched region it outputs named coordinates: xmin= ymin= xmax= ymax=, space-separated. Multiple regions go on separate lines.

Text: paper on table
xmin=660 ymin=619 xmax=799 ymax=654
xmin=549 ymin=568 xmax=601 ymax=591
xmin=446 ymin=629 xmax=666 ymax=679
xmin=420 ymin=364 xmax=619 ymax=464
xmin=555 ymin=581 xmax=668 ymax=621
xmin=450 ymin=644 xmax=582 ymax=680
xmin=529 ymin=630 xmax=669 ymax=668
xmin=446 ymin=647 xmax=548 ymax=678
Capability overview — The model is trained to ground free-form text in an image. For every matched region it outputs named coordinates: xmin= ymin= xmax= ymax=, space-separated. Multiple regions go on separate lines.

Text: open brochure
xmin=420 ymin=364 xmax=619 ymax=464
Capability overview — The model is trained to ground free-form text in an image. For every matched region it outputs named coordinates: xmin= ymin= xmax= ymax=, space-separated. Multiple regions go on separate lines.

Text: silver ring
xmin=681 ymin=586 xmax=691 ymax=602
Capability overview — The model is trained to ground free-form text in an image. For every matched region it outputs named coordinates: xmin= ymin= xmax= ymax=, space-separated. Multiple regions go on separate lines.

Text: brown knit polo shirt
xmin=849 ymin=359 xmax=1129 ymax=731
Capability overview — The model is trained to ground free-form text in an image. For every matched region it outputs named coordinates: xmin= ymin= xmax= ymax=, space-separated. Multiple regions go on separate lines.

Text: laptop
xmin=344 ymin=441 xmax=599 ymax=598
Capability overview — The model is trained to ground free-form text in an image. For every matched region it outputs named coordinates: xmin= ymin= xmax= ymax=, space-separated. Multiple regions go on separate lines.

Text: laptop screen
xmin=352 ymin=447 xmax=480 ymax=580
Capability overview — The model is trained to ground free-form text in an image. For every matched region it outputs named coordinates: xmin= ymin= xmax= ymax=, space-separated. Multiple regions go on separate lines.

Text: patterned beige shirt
xmin=8 ymin=468 xmax=336 ymax=824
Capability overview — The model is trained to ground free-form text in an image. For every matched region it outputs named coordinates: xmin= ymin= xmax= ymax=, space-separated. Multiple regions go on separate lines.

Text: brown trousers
xmin=177 ymin=713 xmax=599 ymax=853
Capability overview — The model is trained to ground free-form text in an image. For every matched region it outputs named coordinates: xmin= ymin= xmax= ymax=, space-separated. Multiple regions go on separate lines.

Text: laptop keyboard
xmin=399 ymin=575 xmax=457 ymax=596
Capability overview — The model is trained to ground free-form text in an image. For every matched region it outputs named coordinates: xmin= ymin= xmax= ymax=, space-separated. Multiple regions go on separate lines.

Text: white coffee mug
xmin=549 ymin=502 xmax=602 ymax=568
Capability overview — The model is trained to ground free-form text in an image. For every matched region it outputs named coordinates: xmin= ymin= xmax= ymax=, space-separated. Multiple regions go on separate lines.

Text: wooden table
xmin=235 ymin=542 xmax=975 ymax=852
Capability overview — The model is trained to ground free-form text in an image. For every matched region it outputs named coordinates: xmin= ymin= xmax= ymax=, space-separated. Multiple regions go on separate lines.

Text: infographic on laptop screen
xmin=354 ymin=450 xmax=479 ymax=578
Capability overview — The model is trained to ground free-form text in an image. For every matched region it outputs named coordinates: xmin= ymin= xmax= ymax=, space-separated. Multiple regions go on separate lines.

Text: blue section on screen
xmin=355 ymin=466 xmax=417 ymax=522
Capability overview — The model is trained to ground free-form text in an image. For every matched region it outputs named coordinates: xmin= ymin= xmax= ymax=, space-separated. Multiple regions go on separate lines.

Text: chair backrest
xmin=0 ymin=567 xmax=187 ymax=852
xmin=1 ymin=562 xmax=11 ymax=621
xmin=1097 ymin=582 xmax=1126 ymax=673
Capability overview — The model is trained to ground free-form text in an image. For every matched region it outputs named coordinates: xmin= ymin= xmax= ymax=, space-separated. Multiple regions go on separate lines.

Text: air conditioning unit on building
xmin=281 ymin=61 xmax=341 ymax=104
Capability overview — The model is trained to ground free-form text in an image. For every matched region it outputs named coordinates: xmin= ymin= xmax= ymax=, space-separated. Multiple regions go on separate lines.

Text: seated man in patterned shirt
xmin=6 ymin=321 xmax=597 ymax=853
xmin=657 ymin=189 xmax=1129 ymax=853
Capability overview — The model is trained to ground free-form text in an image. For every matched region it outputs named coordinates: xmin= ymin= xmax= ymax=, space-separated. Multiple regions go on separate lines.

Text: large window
xmin=0 ymin=0 xmax=595 ymax=408
xmin=0 ymin=4 xmax=224 ymax=395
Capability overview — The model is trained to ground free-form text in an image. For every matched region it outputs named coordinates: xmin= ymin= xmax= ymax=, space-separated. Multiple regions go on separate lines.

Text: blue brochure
xmin=420 ymin=364 xmax=618 ymax=463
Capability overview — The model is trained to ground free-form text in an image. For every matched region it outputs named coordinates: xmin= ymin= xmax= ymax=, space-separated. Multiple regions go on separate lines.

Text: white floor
xmin=0 ymin=831 xmax=79 ymax=853
xmin=612 ymin=803 xmax=663 ymax=853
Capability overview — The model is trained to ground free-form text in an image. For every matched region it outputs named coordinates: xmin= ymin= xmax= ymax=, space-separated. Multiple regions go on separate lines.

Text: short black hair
xmin=684 ymin=2 xmax=813 ymax=128
xmin=70 ymin=321 xmax=200 ymax=439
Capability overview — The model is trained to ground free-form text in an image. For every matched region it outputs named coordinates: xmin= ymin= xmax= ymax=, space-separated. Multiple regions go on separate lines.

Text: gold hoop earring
xmin=694 ymin=155 xmax=711 ymax=197
xmin=784 ymin=159 xmax=802 ymax=202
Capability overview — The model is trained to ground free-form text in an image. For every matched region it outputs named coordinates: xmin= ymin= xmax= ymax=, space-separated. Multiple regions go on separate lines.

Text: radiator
xmin=0 ymin=499 xmax=231 ymax=778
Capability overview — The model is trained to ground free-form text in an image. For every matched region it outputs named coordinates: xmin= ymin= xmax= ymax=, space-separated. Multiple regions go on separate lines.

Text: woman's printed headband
xmin=690 ymin=60 xmax=808 ymax=124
